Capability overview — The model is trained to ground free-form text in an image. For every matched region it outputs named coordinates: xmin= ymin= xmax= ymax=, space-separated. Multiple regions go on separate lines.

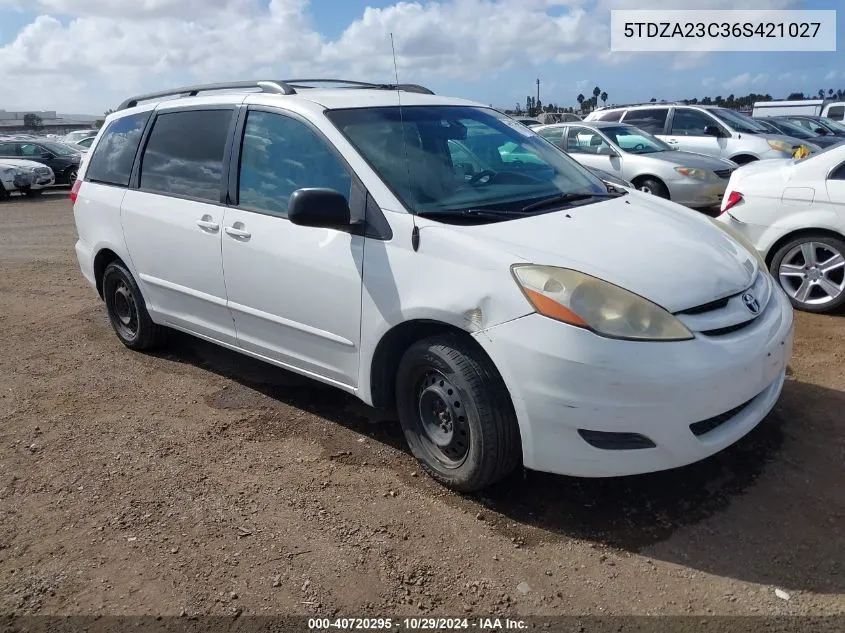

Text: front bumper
xmin=668 ymin=179 xmax=728 ymax=207
xmin=472 ymin=286 xmax=794 ymax=477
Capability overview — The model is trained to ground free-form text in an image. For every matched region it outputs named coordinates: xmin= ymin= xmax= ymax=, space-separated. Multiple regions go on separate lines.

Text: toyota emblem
xmin=742 ymin=292 xmax=760 ymax=314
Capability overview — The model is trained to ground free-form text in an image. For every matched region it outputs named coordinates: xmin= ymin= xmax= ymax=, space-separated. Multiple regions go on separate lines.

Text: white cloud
xmin=702 ymin=77 xmax=715 ymax=89
xmin=751 ymin=73 xmax=768 ymax=86
xmin=723 ymin=72 xmax=751 ymax=90
xmin=0 ymin=0 xmax=613 ymax=112
xmin=824 ymin=70 xmax=838 ymax=81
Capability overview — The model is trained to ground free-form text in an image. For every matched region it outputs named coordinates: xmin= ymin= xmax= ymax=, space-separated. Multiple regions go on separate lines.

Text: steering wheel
xmin=468 ymin=170 xmax=497 ymax=185
xmin=632 ymin=143 xmax=646 ymax=151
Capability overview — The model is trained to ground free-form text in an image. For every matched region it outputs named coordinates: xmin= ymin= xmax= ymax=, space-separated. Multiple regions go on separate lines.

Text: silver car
xmin=535 ymin=121 xmax=738 ymax=208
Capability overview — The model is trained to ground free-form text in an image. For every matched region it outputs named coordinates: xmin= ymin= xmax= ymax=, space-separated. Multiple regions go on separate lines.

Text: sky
xmin=0 ymin=0 xmax=842 ymax=115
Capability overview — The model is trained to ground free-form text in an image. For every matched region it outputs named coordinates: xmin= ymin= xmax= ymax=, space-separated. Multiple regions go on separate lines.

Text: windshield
xmin=712 ymin=108 xmax=769 ymax=134
xmin=41 ymin=141 xmax=78 ymax=156
xmin=598 ymin=125 xmax=671 ymax=154
xmin=769 ymin=119 xmax=815 ymax=139
xmin=325 ymin=105 xmax=608 ymax=217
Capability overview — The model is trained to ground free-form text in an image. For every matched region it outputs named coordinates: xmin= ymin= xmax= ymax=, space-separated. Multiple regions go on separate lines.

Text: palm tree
xmin=829 ymin=89 xmax=835 ymax=98
xmin=577 ymin=93 xmax=585 ymax=109
xmin=600 ymin=91 xmax=608 ymax=105
xmin=818 ymin=89 xmax=825 ymax=99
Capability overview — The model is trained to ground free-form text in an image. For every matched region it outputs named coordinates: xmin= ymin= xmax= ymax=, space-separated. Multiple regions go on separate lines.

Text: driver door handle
xmin=195 ymin=215 xmax=219 ymax=232
xmin=225 ymin=225 xmax=251 ymax=240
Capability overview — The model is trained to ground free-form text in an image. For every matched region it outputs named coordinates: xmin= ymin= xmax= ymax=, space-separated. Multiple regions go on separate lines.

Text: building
xmin=0 ymin=109 xmax=97 ymax=135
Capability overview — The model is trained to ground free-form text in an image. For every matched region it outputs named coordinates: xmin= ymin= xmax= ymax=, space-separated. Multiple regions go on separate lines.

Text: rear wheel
xmin=635 ymin=177 xmax=669 ymax=199
xmin=65 ymin=168 xmax=78 ymax=185
xmin=770 ymin=234 xmax=845 ymax=313
xmin=395 ymin=334 xmax=521 ymax=492
xmin=102 ymin=261 xmax=168 ymax=350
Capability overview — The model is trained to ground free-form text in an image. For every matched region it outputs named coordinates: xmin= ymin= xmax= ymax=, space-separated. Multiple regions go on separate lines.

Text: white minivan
xmin=71 ymin=80 xmax=794 ymax=491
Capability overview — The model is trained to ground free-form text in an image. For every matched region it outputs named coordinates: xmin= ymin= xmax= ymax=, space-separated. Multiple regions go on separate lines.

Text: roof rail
xmin=282 ymin=79 xmax=434 ymax=94
xmin=116 ymin=80 xmax=296 ymax=110
xmin=116 ymin=78 xmax=435 ymax=110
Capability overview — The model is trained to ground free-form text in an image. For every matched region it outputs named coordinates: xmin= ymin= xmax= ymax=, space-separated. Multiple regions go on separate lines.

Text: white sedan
xmin=716 ymin=144 xmax=845 ymax=313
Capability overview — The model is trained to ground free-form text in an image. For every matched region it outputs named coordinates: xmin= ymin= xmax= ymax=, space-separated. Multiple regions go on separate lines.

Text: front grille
xmin=690 ymin=396 xmax=756 ymax=437
xmin=700 ymin=318 xmax=756 ymax=336
xmin=714 ymin=169 xmax=733 ymax=179
xmin=677 ymin=296 xmax=731 ymax=316
xmin=577 ymin=429 xmax=656 ymax=450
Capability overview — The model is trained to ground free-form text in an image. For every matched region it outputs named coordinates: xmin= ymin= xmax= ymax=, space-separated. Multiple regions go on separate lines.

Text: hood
xmin=0 ymin=158 xmax=49 ymax=170
xmin=634 ymin=150 xmax=736 ymax=170
xmin=430 ymin=192 xmax=756 ymax=313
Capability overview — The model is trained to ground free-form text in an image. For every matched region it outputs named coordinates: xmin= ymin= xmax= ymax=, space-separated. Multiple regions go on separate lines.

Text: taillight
xmin=70 ymin=179 xmax=81 ymax=205
xmin=720 ymin=190 xmax=742 ymax=215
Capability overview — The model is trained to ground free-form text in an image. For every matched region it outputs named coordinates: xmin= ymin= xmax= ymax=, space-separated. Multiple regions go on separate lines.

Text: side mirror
xmin=597 ymin=146 xmax=617 ymax=156
xmin=704 ymin=125 xmax=723 ymax=137
xmin=41 ymin=151 xmax=54 ymax=159
xmin=288 ymin=188 xmax=353 ymax=229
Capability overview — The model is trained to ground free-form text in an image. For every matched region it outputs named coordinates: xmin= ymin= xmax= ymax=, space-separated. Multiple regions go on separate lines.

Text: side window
xmin=831 ymin=161 xmax=845 ymax=180
xmin=826 ymin=106 xmax=844 ymax=120
xmin=596 ymin=110 xmax=623 ymax=122
xmin=87 ymin=110 xmax=152 ymax=187
xmin=19 ymin=144 xmax=41 ymax=157
xmin=140 ymin=109 xmax=233 ymax=202
xmin=622 ymin=108 xmax=668 ymax=135
xmin=670 ymin=109 xmax=717 ymax=136
xmin=0 ymin=143 xmax=16 ymax=156
xmin=238 ymin=110 xmax=352 ymax=217
xmin=565 ymin=127 xmax=612 ymax=155
xmin=787 ymin=118 xmax=814 ymax=132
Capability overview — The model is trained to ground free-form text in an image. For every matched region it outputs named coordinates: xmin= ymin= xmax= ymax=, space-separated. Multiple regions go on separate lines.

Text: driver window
xmin=671 ymin=109 xmax=715 ymax=136
xmin=565 ymin=127 xmax=612 ymax=155
xmin=20 ymin=144 xmax=41 ymax=157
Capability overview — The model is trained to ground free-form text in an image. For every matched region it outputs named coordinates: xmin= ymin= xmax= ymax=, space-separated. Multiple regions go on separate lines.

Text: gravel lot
xmin=1 ymin=193 xmax=843 ymax=618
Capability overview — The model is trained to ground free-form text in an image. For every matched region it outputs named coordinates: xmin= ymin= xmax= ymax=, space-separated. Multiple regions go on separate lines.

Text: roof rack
xmin=116 ymin=78 xmax=435 ymax=110
xmin=594 ymin=101 xmax=684 ymax=111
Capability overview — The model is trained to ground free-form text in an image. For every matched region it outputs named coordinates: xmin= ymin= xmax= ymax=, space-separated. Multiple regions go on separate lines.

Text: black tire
xmin=101 ymin=261 xmax=167 ymax=350
xmin=65 ymin=167 xmax=78 ymax=185
xmin=395 ymin=334 xmax=521 ymax=492
xmin=0 ymin=186 xmax=9 ymax=199
xmin=636 ymin=177 xmax=669 ymax=199
xmin=769 ymin=234 xmax=845 ymax=313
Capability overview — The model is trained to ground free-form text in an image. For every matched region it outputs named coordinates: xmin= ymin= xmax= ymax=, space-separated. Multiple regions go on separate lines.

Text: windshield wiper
xmin=520 ymin=191 xmax=624 ymax=213
xmin=415 ymin=208 xmax=531 ymax=220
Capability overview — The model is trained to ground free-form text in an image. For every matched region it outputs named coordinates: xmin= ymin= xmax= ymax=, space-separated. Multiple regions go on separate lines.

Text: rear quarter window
xmin=86 ymin=111 xmax=152 ymax=187
xmin=621 ymin=108 xmax=668 ymax=135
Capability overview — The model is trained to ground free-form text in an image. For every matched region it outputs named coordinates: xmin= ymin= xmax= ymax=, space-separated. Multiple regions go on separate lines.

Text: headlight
xmin=0 ymin=167 xmax=15 ymax=176
xmin=675 ymin=167 xmax=714 ymax=180
xmin=511 ymin=265 xmax=694 ymax=341
xmin=767 ymin=139 xmax=793 ymax=154
xmin=710 ymin=218 xmax=767 ymax=272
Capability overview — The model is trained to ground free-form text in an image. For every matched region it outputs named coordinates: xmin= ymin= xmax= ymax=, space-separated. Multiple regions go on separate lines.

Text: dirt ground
xmin=1 ymin=193 xmax=843 ymax=619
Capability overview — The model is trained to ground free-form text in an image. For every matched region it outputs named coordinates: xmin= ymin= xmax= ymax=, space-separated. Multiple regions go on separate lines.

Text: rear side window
xmin=0 ymin=143 xmax=16 ymax=156
xmin=670 ymin=109 xmax=714 ymax=136
xmin=86 ymin=111 xmax=151 ymax=187
xmin=622 ymin=108 xmax=668 ymax=134
xmin=140 ymin=109 xmax=233 ymax=202
xmin=595 ymin=110 xmax=623 ymax=122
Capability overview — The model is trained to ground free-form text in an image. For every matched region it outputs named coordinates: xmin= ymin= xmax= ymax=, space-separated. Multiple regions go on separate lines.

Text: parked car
xmin=63 ymin=129 xmax=99 ymax=145
xmin=716 ymin=143 xmax=845 ymax=313
xmin=776 ymin=115 xmax=845 ymax=139
xmin=0 ymin=138 xmax=81 ymax=185
xmin=72 ymin=79 xmax=793 ymax=491
xmin=0 ymin=158 xmax=55 ymax=197
xmin=584 ymin=103 xmax=818 ymax=163
xmin=535 ymin=112 xmax=582 ymax=124
xmin=534 ymin=121 xmax=737 ymax=209
xmin=753 ymin=117 xmax=843 ymax=149
xmin=511 ymin=116 xmax=542 ymax=127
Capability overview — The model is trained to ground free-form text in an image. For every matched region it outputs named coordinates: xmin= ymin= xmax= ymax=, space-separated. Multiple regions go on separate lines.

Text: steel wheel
xmin=416 ymin=370 xmax=470 ymax=468
xmin=112 ymin=280 xmax=139 ymax=340
xmin=778 ymin=241 xmax=845 ymax=308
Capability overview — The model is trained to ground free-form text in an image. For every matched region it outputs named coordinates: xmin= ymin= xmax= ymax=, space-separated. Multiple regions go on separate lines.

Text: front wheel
xmin=770 ymin=235 xmax=845 ymax=313
xmin=395 ymin=334 xmax=521 ymax=492
xmin=65 ymin=168 xmax=78 ymax=185
xmin=636 ymin=177 xmax=669 ymax=199
xmin=102 ymin=261 xmax=168 ymax=350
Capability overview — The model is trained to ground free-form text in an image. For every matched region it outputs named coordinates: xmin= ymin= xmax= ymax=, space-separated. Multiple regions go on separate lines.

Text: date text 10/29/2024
xmin=308 ymin=618 xmax=527 ymax=630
